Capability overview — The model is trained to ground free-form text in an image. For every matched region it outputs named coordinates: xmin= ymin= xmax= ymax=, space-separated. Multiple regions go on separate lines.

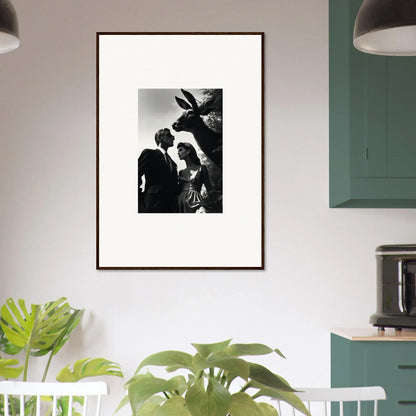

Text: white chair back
xmin=274 ymin=386 xmax=386 ymax=416
xmin=0 ymin=381 xmax=108 ymax=416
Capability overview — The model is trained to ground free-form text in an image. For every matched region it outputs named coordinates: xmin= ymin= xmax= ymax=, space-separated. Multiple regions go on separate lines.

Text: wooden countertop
xmin=331 ymin=327 xmax=416 ymax=341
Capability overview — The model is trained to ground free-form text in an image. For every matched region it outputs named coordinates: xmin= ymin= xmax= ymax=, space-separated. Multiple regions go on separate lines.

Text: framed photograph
xmin=96 ymin=32 xmax=264 ymax=269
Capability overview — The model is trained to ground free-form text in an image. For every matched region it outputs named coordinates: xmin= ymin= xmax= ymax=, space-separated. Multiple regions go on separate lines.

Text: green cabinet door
xmin=329 ymin=0 xmax=416 ymax=208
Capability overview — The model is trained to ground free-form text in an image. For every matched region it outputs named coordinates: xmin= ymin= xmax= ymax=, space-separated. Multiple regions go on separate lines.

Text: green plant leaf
xmin=226 ymin=344 xmax=285 ymax=359
xmin=50 ymin=309 xmax=83 ymax=356
xmin=135 ymin=402 xmax=160 ymax=416
xmin=56 ymin=357 xmax=123 ymax=382
xmin=41 ymin=308 xmax=84 ymax=382
xmin=0 ymin=325 xmax=23 ymax=355
xmin=155 ymin=396 xmax=191 ymax=416
xmin=249 ymin=364 xmax=295 ymax=392
xmin=0 ymin=357 xmax=23 ymax=379
xmin=115 ymin=396 xmax=165 ymax=416
xmin=256 ymin=402 xmax=279 ymax=416
xmin=136 ymin=351 xmax=195 ymax=374
xmin=253 ymin=388 xmax=311 ymax=416
xmin=228 ymin=393 xmax=263 ymax=416
xmin=54 ymin=396 xmax=84 ymax=416
xmin=191 ymin=340 xmax=232 ymax=359
xmin=127 ymin=373 xmax=187 ymax=415
xmin=0 ymin=298 xmax=73 ymax=356
xmin=185 ymin=377 xmax=231 ymax=416
xmin=114 ymin=395 xmax=130 ymax=415
xmin=205 ymin=353 xmax=250 ymax=381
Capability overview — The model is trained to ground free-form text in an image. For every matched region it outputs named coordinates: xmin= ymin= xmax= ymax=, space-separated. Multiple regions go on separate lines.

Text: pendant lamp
xmin=0 ymin=0 xmax=19 ymax=54
xmin=353 ymin=0 xmax=416 ymax=56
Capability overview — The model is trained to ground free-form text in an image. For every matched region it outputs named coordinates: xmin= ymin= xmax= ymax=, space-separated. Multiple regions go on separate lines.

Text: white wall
xmin=1 ymin=0 xmax=416 ymax=414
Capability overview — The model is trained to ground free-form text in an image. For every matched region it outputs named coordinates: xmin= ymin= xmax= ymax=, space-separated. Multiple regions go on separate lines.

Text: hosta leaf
xmin=229 ymin=393 xmax=263 ymax=416
xmin=249 ymin=364 xmax=295 ymax=392
xmin=0 ymin=298 xmax=73 ymax=356
xmin=0 ymin=358 xmax=23 ymax=379
xmin=256 ymin=402 xmax=279 ymax=416
xmin=127 ymin=373 xmax=187 ymax=415
xmin=226 ymin=344 xmax=285 ymax=359
xmin=155 ymin=396 xmax=191 ymax=416
xmin=191 ymin=340 xmax=232 ymax=359
xmin=56 ymin=357 xmax=123 ymax=382
xmin=253 ymin=388 xmax=310 ymax=416
xmin=136 ymin=351 xmax=195 ymax=374
xmin=185 ymin=377 xmax=231 ymax=416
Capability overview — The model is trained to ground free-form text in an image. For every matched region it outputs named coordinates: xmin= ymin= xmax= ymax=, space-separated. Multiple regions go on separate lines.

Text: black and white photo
xmin=137 ymin=89 xmax=223 ymax=214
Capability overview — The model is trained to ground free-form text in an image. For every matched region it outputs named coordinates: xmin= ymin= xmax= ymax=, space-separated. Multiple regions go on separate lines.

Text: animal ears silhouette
xmin=175 ymin=89 xmax=216 ymax=115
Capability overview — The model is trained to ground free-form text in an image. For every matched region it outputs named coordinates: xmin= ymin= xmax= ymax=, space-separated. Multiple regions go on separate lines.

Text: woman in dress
xmin=176 ymin=142 xmax=212 ymax=213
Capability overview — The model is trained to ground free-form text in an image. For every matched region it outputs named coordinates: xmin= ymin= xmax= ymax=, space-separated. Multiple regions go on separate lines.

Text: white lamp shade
xmin=0 ymin=31 xmax=19 ymax=53
xmin=354 ymin=25 xmax=416 ymax=56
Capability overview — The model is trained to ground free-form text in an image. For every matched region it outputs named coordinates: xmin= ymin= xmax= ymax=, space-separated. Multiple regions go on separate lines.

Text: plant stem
xmin=41 ymin=352 xmax=53 ymax=383
xmin=23 ymin=308 xmax=40 ymax=381
xmin=239 ymin=382 xmax=251 ymax=393
xmin=163 ymin=392 xmax=170 ymax=399
xmin=216 ymin=369 xmax=224 ymax=381
xmin=23 ymin=348 xmax=30 ymax=382
xmin=41 ymin=310 xmax=81 ymax=383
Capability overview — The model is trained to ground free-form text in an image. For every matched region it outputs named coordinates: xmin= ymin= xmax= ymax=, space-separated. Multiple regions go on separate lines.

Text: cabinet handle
xmin=399 ymin=401 xmax=416 ymax=405
xmin=398 ymin=365 xmax=416 ymax=369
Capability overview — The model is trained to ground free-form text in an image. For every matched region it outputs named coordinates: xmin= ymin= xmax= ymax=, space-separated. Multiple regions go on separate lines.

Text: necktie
xmin=164 ymin=153 xmax=172 ymax=172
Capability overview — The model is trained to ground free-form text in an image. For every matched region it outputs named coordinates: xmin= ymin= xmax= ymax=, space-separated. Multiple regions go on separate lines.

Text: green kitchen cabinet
xmin=331 ymin=330 xmax=416 ymax=416
xmin=329 ymin=0 xmax=416 ymax=208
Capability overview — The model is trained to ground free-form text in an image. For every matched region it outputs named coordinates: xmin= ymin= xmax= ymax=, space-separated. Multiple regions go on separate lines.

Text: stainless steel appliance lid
xmin=376 ymin=244 xmax=416 ymax=256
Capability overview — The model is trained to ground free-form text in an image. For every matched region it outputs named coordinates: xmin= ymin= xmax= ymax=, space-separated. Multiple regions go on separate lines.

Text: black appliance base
xmin=370 ymin=313 xmax=416 ymax=329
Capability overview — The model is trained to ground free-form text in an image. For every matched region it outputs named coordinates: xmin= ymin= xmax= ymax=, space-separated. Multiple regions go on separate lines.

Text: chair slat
xmin=68 ymin=395 xmax=73 ymax=416
xmin=96 ymin=395 xmax=102 ymax=416
xmin=53 ymin=394 xmax=57 ymax=416
xmin=4 ymin=393 xmax=9 ymax=416
xmin=36 ymin=395 xmax=40 ymax=416
xmin=20 ymin=394 xmax=24 ymax=416
xmin=82 ymin=395 xmax=88 ymax=416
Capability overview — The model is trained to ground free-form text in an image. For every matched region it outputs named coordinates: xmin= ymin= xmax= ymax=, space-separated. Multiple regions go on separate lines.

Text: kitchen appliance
xmin=371 ymin=244 xmax=416 ymax=330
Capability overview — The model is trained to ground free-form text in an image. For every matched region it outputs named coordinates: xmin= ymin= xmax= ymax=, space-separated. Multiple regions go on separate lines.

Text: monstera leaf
xmin=0 ymin=298 xmax=73 ymax=355
xmin=46 ymin=308 xmax=84 ymax=357
xmin=0 ymin=325 xmax=22 ymax=355
xmin=0 ymin=357 xmax=23 ymax=379
xmin=56 ymin=357 xmax=123 ymax=382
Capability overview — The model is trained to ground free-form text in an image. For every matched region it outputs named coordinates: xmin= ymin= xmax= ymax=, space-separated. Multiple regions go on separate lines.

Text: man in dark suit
xmin=138 ymin=128 xmax=178 ymax=213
